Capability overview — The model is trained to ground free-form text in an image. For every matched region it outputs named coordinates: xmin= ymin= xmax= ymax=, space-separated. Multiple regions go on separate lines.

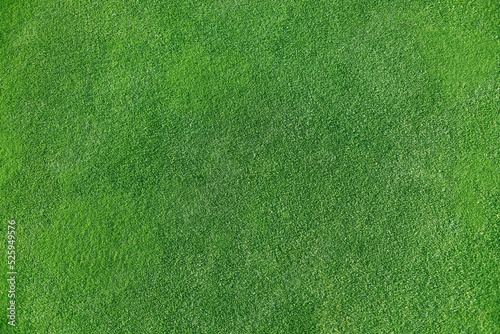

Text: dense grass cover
xmin=1 ymin=0 xmax=499 ymax=332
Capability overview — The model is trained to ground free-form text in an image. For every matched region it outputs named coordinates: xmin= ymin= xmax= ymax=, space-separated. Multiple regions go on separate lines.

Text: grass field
xmin=1 ymin=0 xmax=499 ymax=332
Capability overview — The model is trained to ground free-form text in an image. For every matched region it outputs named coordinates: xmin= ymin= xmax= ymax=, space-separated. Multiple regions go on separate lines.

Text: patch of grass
xmin=1 ymin=0 xmax=499 ymax=332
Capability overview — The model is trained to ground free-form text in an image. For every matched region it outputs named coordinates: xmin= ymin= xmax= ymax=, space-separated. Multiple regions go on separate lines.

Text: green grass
xmin=1 ymin=0 xmax=499 ymax=332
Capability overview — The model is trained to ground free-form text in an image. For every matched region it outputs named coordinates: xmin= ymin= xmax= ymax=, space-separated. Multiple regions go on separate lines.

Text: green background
xmin=1 ymin=0 xmax=499 ymax=332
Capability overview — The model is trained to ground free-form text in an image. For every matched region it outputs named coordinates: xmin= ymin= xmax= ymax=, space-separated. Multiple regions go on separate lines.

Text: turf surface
xmin=1 ymin=0 xmax=499 ymax=332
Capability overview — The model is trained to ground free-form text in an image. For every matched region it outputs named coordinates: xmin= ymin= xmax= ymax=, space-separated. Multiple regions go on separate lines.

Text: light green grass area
xmin=1 ymin=0 xmax=499 ymax=332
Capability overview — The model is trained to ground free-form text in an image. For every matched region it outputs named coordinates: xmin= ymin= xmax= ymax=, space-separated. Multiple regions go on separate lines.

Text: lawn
xmin=1 ymin=0 xmax=499 ymax=332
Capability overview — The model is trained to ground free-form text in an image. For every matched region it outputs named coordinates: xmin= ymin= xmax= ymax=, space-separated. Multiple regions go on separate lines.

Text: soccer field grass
xmin=1 ymin=0 xmax=499 ymax=332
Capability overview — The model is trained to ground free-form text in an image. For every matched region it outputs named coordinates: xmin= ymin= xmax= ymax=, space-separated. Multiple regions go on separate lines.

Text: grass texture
xmin=1 ymin=0 xmax=499 ymax=332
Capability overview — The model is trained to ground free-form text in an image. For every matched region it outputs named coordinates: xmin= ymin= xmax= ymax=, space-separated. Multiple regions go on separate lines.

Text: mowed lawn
xmin=1 ymin=0 xmax=499 ymax=332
